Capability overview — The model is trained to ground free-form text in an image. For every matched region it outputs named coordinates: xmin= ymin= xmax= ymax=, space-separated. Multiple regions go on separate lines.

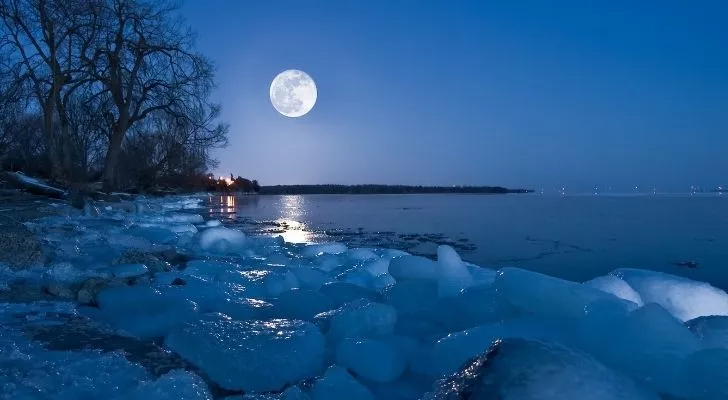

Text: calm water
xmin=205 ymin=193 xmax=728 ymax=289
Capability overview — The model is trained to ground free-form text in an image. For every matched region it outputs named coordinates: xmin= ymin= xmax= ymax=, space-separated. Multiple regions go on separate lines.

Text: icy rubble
xmin=0 ymin=302 xmax=213 ymax=400
xmin=2 ymin=195 xmax=728 ymax=399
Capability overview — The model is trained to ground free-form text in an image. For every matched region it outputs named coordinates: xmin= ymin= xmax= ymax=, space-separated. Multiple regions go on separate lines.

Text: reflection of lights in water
xmin=275 ymin=196 xmax=314 ymax=243
xmin=208 ymin=195 xmax=237 ymax=219
xmin=275 ymin=219 xmax=314 ymax=243
xmin=281 ymin=196 xmax=303 ymax=218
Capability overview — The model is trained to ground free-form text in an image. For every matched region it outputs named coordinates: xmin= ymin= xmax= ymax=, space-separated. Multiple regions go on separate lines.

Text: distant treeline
xmin=259 ymin=185 xmax=534 ymax=195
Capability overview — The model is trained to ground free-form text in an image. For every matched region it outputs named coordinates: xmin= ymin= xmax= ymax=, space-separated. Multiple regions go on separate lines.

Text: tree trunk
xmin=57 ymin=100 xmax=73 ymax=181
xmin=61 ymin=126 xmax=73 ymax=182
xmin=102 ymin=121 xmax=127 ymax=191
xmin=42 ymin=99 xmax=62 ymax=180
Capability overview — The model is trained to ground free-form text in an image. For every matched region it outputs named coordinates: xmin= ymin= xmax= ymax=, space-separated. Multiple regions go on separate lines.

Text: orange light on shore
xmin=218 ymin=176 xmax=234 ymax=186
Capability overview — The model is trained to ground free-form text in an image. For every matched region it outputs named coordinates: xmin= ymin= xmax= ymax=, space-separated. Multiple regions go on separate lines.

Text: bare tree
xmin=0 ymin=0 xmax=100 ymax=180
xmin=114 ymin=107 xmax=226 ymax=190
xmin=85 ymin=0 xmax=220 ymax=190
xmin=1 ymin=0 xmax=229 ymax=190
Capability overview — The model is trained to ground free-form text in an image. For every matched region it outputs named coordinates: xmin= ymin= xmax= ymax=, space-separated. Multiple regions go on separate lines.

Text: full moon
xmin=269 ymin=69 xmax=317 ymax=117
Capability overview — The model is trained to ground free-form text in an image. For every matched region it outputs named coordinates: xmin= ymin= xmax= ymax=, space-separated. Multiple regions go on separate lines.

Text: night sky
xmin=181 ymin=0 xmax=727 ymax=192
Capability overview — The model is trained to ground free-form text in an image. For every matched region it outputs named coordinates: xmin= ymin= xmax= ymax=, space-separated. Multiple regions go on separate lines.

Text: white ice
xmin=611 ymin=268 xmax=728 ymax=322
xmin=586 ymin=275 xmax=644 ymax=306
xmin=435 ymin=245 xmax=473 ymax=297
xmin=197 ymin=226 xmax=246 ymax=254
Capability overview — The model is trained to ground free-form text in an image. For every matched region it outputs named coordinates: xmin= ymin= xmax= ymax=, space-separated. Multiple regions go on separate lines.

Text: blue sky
xmin=181 ymin=0 xmax=727 ymax=191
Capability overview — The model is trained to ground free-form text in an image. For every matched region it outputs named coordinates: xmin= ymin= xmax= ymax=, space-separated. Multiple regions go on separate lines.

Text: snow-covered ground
xmin=2 ymin=195 xmax=728 ymax=399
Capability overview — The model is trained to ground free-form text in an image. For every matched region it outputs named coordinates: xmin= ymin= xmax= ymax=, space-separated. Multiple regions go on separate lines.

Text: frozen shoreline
xmin=1 ymin=194 xmax=728 ymax=399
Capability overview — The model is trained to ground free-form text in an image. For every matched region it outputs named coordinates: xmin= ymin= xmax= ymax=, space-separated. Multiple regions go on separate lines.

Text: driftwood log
xmin=1 ymin=172 xmax=67 ymax=199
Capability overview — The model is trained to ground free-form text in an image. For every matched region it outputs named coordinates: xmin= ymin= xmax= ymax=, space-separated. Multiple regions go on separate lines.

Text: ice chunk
xmin=168 ymin=223 xmax=198 ymax=234
xmin=290 ymin=266 xmax=331 ymax=290
xmin=198 ymin=227 xmax=246 ymax=254
xmin=435 ymin=245 xmax=473 ymax=297
xmin=336 ymin=338 xmax=406 ymax=382
xmin=266 ymin=252 xmax=291 ymax=265
xmin=378 ymin=249 xmax=410 ymax=259
xmin=96 ymin=285 xmax=200 ymax=338
xmin=319 ymin=282 xmax=379 ymax=306
xmin=124 ymin=370 xmax=212 ymax=400
xmin=686 ymin=315 xmax=728 ymax=349
xmin=43 ymin=262 xmax=89 ymax=282
xmin=273 ymin=288 xmax=336 ymax=321
xmin=372 ymin=273 xmax=396 ymax=292
xmin=266 ymin=269 xmax=300 ymax=296
xmin=153 ymin=271 xmax=188 ymax=285
xmin=388 ymin=255 xmax=438 ymax=281
xmin=205 ymin=220 xmax=222 ymax=227
xmin=337 ymin=269 xmax=374 ymax=289
xmin=316 ymin=299 xmax=397 ymax=341
xmin=302 ymin=242 xmax=348 ymax=257
xmin=493 ymin=267 xmax=637 ymax=320
xmin=383 ymin=279 xmax=439 ymax=317
xmin=0 ymin=332 xmax=160 ymax=399
xmin=346 ymin=248 xmax=378 ymax=261
xmin=366 ymin=378 xmax=431 ymax=400
xmin=426 ymin=338 xmax=659 ymax=400
xmin=97 ymin=285 xmax=163 ymax=311
xmin=159 ymin=280 xmax=257 ymax=315
xmin=108 ymin=233 xmax=154 ymax=250
xmin=678 ymin=348 xmax=728 ymax=399
xmin=183 ymin=260 xmax=237 ymax=281
xmin=314 ymin=254 xmax=344 ymax=273
xmin=432 ymin=284 xmax=521 ymax=331
xmin=586 ymin=275 xmax=644 ymax=306
xmin=125 ymin=225 xmax=178 ymax=244
xmin=364 ymin=258 xmax=390 ymax=277
xmin=581 ymin=304 xmax=702 ymax=396
xmin=238 ymin=386 xmax=310 ymax=399
xmin=311 ymin=365 xmax=376 ymax=400
xmin=110 ymin=263 xmax=148 ymax=278
xmin=216 ymin=298 xmax=274 ymax=321
xmin=143 ymin=213 xmax=204 ymax=224
xmin=428 ymin=316 xmax=567 ymax=376
xmin=165 ymin=318 xmax=325 ymax=392
xmin=467 ymin=265 xmax=498 ymax=286
xmin=159 ymin=198 xmax=203 ymax=210
xmin=612 ymin=268 xmax=728 ymax=322
xmin=393 ymin=316 xmax=444 ymax=340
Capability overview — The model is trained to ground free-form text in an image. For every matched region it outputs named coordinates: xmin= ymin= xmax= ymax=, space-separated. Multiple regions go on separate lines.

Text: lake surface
xmin=205 ymin=193 xmax=728 ymax=289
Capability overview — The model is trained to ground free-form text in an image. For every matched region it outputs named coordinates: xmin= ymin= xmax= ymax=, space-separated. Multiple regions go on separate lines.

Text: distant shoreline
xmin=258 ymin=184 xmax=533 ymax=195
